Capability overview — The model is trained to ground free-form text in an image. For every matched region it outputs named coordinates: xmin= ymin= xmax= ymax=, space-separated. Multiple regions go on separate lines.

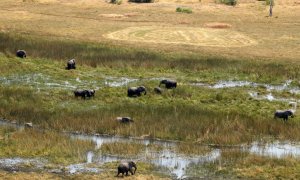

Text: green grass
xmin=216 ymin=0 xmax=237 ymax=6
xmin=176 ymin=7 xmax=193 ymax=14
xmin=1 ymin=33 xmax=300 ymax=145
xmin=0 ymin=54 xmax=300 ymax=144
xmin=0 ymin=127 xmax=94 ymax=165
xmin=1 ymin=33 xmax=300 ymax=83
xmin=188 ymin=149 xmax=300 ymax=179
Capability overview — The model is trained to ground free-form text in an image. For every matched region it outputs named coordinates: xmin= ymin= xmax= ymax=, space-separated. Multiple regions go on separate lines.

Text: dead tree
xmin=269 ymin=0 xmax=274 ymax=17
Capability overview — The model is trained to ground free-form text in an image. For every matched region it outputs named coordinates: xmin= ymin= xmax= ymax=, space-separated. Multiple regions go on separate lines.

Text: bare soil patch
xmin=204 ymin=22 xmax=232 ymax=29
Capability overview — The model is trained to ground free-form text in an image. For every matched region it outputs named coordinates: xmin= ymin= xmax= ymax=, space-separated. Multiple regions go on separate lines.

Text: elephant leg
xmin=130 ymin=169 xmax=134 ymax=175
xmin=126 ymin=171 xmax=129 ymax=176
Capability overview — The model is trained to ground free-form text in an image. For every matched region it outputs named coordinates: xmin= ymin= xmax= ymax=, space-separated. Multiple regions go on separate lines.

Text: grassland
xmin=0 ymin=0 xmax=300 ymax=178
xmin=1 ymin=46 xmax=300 ymax=145
xmin=188 ymin=150 xmax=300 ymax=179
xmin=0 ymin=126 xmax=94 ymax=164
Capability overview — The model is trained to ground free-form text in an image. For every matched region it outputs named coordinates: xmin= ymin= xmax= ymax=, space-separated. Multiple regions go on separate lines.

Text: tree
xmin=269 ymin=0 xmax=274 ymax=17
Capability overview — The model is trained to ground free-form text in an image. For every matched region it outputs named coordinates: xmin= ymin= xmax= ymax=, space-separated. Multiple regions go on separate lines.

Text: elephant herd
xmin=127 ymin=79 xmax=177 ymax=97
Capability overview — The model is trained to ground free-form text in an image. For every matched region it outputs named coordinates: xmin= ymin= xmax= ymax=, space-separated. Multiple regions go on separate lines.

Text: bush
xmin=111 ymin=0 xmax=122 ymax=4
xmin=216 ymin=0 xmax=237 ymax=6
xmin=261 ymin=0 xmax=274 ymax=6
xmin=176 ymin=7 xmax=193 ymax=14
xmin=128 ymin=0 xmax=155 ymax=3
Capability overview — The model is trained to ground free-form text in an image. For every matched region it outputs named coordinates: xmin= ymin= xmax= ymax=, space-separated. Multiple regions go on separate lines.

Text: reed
xmin=0 ymin=127 xmax=94 ymax=164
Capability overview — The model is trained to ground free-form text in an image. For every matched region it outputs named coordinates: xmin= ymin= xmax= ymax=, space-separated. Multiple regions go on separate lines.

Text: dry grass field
xmin=0 ymin=0 xmax=299 ymax=61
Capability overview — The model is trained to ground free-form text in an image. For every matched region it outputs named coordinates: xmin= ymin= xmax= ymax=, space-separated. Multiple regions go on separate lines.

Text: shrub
xmin=176 ymin=7 xmax=193 ymax=14
xmin=128 ymin=0 xmax=155 ymax=3
xmin=111 ymin=0 xmax=122 ymax=4
xmin=216 ymin=0 xmax=237 ymax=6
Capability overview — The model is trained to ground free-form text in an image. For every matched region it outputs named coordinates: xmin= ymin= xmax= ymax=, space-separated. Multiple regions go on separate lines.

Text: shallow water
xmin=191 ymin=80 xmax=300 ymax=94
xmin=249 ymin=141 xmax=300 ymax=158
xmin=1 ymin=119 xmax=300 ymax=178
xmin=0 ymin=158 xmax=46 ymax=172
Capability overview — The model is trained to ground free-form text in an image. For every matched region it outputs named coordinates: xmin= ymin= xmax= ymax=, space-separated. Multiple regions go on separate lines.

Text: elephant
xmin=74 ymin=89 xmax=95 ymax=99
xmin=116 ymin=161 xmax=137 ymax=177
xmin=86 ymin=89 xmax=95 ymax=97
xmin=274 ymin=110 xmax=294 ymax=121
xmin=116 ymin=117 xmax=134 ymax=123
xmin=16 ymin=50 xmax=26 ymax=58
xmin=66 ymin=59 xmax=76 ymax=70
xmin=154 ymin=87 xmax=163 ymax=94
xmin=25 ymin=122 xmax=33 ymax=128
xmin=159 ymin=79 xmax=177 ymax=89
xmin=127 ymin=86 xmax=146 ymax=97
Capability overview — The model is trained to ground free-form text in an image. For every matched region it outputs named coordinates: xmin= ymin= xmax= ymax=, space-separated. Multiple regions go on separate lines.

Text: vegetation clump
xmin=128 ymin=0 xmax=155 ymax=3
xmin=216 ymin=0 xmax=237 ymax=6
xmin=110 ymin=0 xmax=122 ymax=5
xmin=176 ymin=7 xmax=193 ymax=14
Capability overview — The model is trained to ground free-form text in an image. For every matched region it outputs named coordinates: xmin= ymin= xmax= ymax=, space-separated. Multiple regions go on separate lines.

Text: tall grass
xmin=0 ymin=127 xmax=94 ymax=164
xmin=1 ymin=33 xmax=300 ymax=82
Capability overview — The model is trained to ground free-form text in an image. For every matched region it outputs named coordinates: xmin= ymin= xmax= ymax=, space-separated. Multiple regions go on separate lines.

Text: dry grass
xmin=0 ymin=170 xmax=170 ymax=180
xmin=0 ymin=0 xmax=299 ymax=61
xmin=105 ymin=26 xmax=256 ymax=47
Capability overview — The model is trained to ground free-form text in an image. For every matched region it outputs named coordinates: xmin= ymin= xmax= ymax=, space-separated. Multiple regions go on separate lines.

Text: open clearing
xmin=0 ymin=0 xmax=299 ymax=60
xmin=105 ymin=26 xmax=257 ymax=47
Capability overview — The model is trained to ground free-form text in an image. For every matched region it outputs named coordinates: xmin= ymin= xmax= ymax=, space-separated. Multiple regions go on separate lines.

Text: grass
xmin=216 ymin=0 xmax=237 ymax=6
xmin=0 ymin=127 xmax=94 ymax=164
xmin=0 ymin=0 xmax=299 ymax=178
xmin=188 ymin=149 xmax=300 ymax=179
xmin=176 ymin=7 xmax=193 ymax=14
xmin=100 ymin=142 xmax=145 ymax=157
xmin=1 ymin=51 xmax=300 ymax=144
xmin=0 ymin=170 xmax=170 ymax=180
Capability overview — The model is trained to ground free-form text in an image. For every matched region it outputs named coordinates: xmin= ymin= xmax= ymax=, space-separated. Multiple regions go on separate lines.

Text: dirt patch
xmin=204 ymin=22 xmax=232 ymax=29
xmin=99 ymin=14 xmax=126 ymax=18
xmin=105 ymin=26 xmax=257 ymax=47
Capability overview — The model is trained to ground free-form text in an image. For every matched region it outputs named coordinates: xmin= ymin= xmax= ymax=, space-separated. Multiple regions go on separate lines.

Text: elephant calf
xmin=116 ymin=161 xmax=137 ymax=177
xmin=66 ymin=59 xmax=76 ymax=70
xmin=274 ymin=110 xmax=294 ymax=121
xmin=159 ymin=79 xmax=177 ymax=89
xmin=116 ymin=117 xmax=134 ymax=123
xmin=74 ymin=89 xmax=95 ymax=99
xmin=128 ymin=86 xmax=147 ymax=97
xmin=16 ymin=50 xmax=26 ymax=58
xmin=154 ymin=87 xmax=163 ymax=94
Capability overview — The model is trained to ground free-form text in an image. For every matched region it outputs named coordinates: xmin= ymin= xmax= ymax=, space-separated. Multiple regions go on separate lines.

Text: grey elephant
xmin=274 ymin=110 xmax=294 ymax=121
xmin=116 ymin=161 xmax=137 ymax=177
xmin=16 ymin=50 xmax=26 ymax=58
xmin=127 ymin=86 xmax=146 ymax=97
xmin=159 ymin=79 xmax=177 ymax=89
xmin=74 ymin=89 xmax=95 ymax=99
xmin=154 ymin=87 xmax=163 ymax=94
xmin=116 ymin=117 xmax=134 ymax=123
xmin=66 ymin=59 xmax=76 ymax=70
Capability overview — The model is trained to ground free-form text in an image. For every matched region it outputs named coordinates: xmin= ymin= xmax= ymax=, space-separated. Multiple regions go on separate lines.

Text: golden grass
xmin=0 ymin=0 xmax=299 ymax=61
xmin=0 ymin=170 xmax=170 ymax=180
xmin=105 ymin=26 xmax=257 ymax=47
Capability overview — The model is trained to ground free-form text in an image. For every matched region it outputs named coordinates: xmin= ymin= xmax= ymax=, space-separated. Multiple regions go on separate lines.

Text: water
xmin=1 ymin=119 xmax=300 ymax=178
xmin=0 ymin=158 xmax=46 ymax=172
xmin=191 ymin=80 xmax=300 ymax=95
xmin=249 ymin=141 xmax=300 ymax=158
